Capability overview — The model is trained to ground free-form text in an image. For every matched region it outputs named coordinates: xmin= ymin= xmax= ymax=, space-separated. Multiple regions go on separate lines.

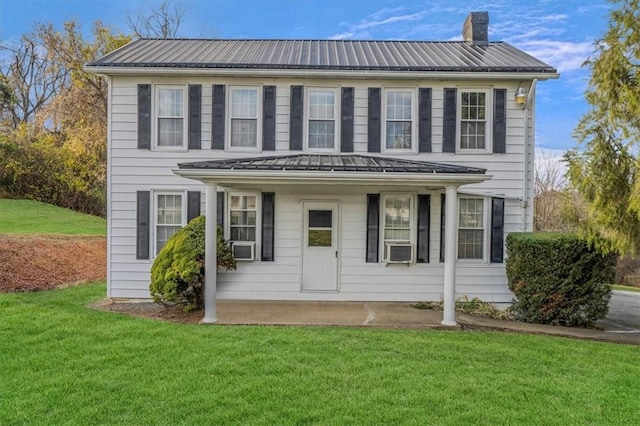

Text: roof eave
xmin=84 ymin=65 xmax=559 ymax=81
xmin=172 ymin=168 xmax=492 ymax=187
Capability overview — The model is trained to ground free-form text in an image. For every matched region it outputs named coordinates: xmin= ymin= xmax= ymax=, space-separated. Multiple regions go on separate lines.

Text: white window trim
xmin=225 ymin=191 xmax=261 ymax=261
xmin=152 ymin=84 xmax=188 ymax=152
xmin=381 ymin=88 xmax=418 ymax=154
xmin=456 ymin=196 xmax=490 ymax=263
xmin=456 ymin=88 xmax=492 ymax=153
xmin=226 ymin=86 xmax=262 ymax=153
xmin=152 ymin=190 xmax=188 ymax=258
xmin=304 ymin=87 xmax=340 ymax=153
xmin=379 ymin=193 xmax=417 ymax=262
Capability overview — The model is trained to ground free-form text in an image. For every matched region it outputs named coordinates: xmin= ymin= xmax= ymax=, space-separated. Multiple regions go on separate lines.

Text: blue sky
xmin=0 ymin=0 xmax=613 ymax=152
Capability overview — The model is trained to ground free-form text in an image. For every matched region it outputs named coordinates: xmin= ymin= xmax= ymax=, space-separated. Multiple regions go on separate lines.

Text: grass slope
xmin=1 ymin=282 xmax=639 ymax=425
xmin=0 ymin=199 xmax=105 ymax=235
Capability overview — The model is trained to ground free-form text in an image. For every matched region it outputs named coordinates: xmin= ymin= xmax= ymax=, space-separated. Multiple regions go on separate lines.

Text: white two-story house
xmin=86 ymin=12 xmax=557 ymax=325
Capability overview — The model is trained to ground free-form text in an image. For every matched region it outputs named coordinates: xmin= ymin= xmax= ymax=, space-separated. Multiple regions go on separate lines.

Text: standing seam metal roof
xmin=178 ymin=154 xmax=487 ymax=174
xmin=87 ymin=39 xmax=556 ymax=73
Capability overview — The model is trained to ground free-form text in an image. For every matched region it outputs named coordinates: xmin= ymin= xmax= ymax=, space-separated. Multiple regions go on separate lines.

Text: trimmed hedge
xmin=150 ymin=216 xmax=236 ymax=310
xmin=505 ymin=232 xmax=616 ymax=327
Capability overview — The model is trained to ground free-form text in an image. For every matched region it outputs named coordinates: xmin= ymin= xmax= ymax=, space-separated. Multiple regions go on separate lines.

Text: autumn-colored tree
xmin=566 ymin=0 xmax=640 ymax=254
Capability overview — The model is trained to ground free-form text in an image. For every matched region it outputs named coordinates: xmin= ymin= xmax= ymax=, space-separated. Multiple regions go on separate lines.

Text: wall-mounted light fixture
xmin=515 ymin=87 xmax=527 ymax=106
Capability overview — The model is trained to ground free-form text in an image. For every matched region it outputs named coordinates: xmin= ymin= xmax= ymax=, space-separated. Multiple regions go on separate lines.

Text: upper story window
xmin=155 ymin=192 xmax=185 ymax=255
xmin=459 ymin=90 xmax=490 ymax=151
xmin=458 ymin=197 xmax=485 ymax=260
xmin=307 ymin=88 xmax=338 ymax=151
xmin=229 ymin=87 xmax=260 ymax=150
xmin=384 ymin=89 xmax=414 ymax=151
xmin=156 ymin=86 xmax=186 ymax=148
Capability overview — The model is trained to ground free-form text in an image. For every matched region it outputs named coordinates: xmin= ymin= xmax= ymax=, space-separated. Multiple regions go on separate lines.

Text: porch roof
xmin=174 ymin=154 xmax=490 ymax=187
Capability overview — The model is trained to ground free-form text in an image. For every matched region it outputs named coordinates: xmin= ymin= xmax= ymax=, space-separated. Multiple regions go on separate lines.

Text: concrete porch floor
xmin=99 ymin=299 xmax=640 ymax=345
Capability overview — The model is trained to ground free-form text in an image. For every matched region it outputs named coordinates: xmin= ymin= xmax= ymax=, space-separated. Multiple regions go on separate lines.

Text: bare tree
xmin=127 ymin=0 xmax=186 ymax=39
xmin=0 ymin=34 xmax=68 ymax=129
xmin=534 ymin=149 xmax=573 ymax=232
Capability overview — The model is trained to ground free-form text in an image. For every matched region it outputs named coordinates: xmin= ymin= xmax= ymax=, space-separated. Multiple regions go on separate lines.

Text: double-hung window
xmin=155 ymin=193 xmax=185 ymax=255
xmin=230 ymin=87 xmax=259 ymax=149
xmin=307 ymin=88 xmax=337 ymax=151
xmin=156 ymin=86 xmax=186 ymax=148
xmin=228 ymin=193 xmax=258 ymax=259
xmin=385 ymin=90 xmax=413 ymax=150
xmin=382 ymin=194 xmax=414 ymax=260
xmin=459 ymin=90 xmax=489 ymax=150
xmin=458 ymin=197 xmax=484 ymax=259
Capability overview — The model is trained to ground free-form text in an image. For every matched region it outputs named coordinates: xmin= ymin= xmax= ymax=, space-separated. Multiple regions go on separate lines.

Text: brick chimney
xmin=462 ymin=12 xmax=489 ymax=45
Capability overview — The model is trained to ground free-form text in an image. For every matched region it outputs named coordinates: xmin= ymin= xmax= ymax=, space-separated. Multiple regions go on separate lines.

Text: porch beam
xmin=442 ymin=185 xmax=459 ymax=326
xmin=201 ymin=184 xmax=218 ymax=324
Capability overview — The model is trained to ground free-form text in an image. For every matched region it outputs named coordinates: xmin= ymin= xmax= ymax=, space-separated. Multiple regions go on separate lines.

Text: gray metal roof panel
xmin=88 ymin=39 xmax=556 ymax=73
xmin=178 ymin=154 xmax=487 ymax=174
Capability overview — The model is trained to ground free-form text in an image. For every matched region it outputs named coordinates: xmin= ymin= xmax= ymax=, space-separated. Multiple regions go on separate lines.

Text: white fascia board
xmin=84 ymin=66 xmax=559 ymax=81
xmin=172 ymin=168 xmax=492 ymax=187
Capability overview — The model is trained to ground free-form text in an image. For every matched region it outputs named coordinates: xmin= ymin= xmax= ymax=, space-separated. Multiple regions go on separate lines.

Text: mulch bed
xmin=0 ymin=235 xmax=106 ymax=293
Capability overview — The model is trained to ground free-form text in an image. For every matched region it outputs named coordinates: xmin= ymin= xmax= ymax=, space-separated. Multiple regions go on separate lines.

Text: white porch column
xmin=442 ymin=185 xmax=459 ymax=326
xmin=201 ymin=184 xmax=218 ymax=324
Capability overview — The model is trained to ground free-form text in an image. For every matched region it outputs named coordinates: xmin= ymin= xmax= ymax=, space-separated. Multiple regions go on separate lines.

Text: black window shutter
xmin=341 ymin=87 xmax=354 ymax=152
xmin=137 ymin=84 xmax=151 ymax=149
xmin=418 ymin=88 xmax=432 ymax=153
xmin=367 ymin=88 xmax=381 ymax=153
xmin=442 ymin=88 xmax=457 ymax=153
xmin=136 ymin=191 xmax=150 ymax=260
xmin=366 ymin=194 xmax=380 ymax=263
xmin=417 ymin=195 xmax=430 ymax=263
xmin=439 ymin=193 xmax=446 ymax=262
xmin=490 ymin=197 xmax=505 ymax=263
xmin=216 ymin=191 xmax=224 ymax=227
xmin=493 ymin=89 xmax=507 ymax=154
xmin=187 ymin=191 xmax=201 ymax=222
xmin=261 ymin=192 xmax=275 ymax=261
xmin=263 ymin=86 xmax=276 ymax=151
xmin=188 ymin=84 xmax=202 ymax=149
xmin=212 ymin=85 xmax=225 ymax=150
xmin=289 ymin=86 xmax=303 ymax=151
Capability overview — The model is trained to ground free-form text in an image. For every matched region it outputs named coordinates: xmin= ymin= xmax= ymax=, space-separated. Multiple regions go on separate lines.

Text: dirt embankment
xmin=0 ymin=235 xmax=106 ymax=292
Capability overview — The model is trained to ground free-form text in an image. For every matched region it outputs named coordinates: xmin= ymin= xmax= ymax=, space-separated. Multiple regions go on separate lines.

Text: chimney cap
xmin=463 ymin=11 xmax=489 ymax=45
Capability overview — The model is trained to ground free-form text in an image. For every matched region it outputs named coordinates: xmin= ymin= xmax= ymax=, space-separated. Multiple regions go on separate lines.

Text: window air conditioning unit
xmin=232 ymin=242 xmax=255 ymax=261
xmin=386 ymin=243 xmax=414 ymax=264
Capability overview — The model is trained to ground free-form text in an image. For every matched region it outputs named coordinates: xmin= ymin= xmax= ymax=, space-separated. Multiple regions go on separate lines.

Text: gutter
xmin=84 ymin=65 xmax=559 ymax=81
xmin=522 ymin=79 xmax=537 ymax=231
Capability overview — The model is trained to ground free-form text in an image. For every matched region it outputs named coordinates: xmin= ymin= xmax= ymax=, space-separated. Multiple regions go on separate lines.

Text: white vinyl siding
xmin=229 ymin=87 xmax=260 ymax=150
xmin=458 ymin=89 xmax=490 ymax=151
xmin=458 ymin=197 xmax=484 ymax=260
xmin=383 ymin=89 xmax=414 ymax=151
xmin=155 ymin=86 xmax=186 ymax=148
xmin=306 ymin=88 xmax=338 ymax=151
xmin=107 ymin=78 xmax=533 ymax=304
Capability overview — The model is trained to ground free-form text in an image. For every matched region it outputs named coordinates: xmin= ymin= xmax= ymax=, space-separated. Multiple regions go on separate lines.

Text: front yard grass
xmin=613 ymin=284 xmax=640 ymax=293
xmin=2 ymin=282 xmax=639 ymax=425
xmin=0 ymin=199 xmax=105 ymax=235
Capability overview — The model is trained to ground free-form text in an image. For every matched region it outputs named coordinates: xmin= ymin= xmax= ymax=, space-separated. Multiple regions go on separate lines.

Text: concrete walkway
xmin=209 ymin=300 xmax=640 ymax=345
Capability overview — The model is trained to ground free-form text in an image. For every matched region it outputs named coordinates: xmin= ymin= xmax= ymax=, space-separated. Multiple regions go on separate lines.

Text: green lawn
xmin=1 ymin=282 xmax=639 ymax=425
xmin=0 ymin=199 xmax=105 ymax=235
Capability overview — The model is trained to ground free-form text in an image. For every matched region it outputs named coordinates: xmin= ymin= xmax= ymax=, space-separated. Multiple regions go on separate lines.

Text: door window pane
xmin=309 ymin=210 xmax=332 ymax=228
xmin=308 ymin=230 xmax=332 ymax=247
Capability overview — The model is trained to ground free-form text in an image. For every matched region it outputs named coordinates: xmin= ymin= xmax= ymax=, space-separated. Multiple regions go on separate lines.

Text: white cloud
xmin=518 ymin=40 xmax=594 ymax=73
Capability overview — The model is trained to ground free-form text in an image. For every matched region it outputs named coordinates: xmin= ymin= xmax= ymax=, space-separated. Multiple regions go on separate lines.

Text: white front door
xmin=302 ymin=201 xmax=339 ymax=292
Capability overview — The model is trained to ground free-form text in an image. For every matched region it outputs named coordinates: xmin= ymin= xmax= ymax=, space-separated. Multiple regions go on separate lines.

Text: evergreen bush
xmin=505 ymin=232 xmax=616 ymax=327
xmin=150 ymin=216 xmax=236 ymax=310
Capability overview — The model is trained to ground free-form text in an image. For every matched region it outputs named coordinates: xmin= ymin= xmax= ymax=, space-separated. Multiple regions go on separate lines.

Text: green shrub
xmin=150 ymin=216 xmax=236 ymax=310
xmin=506 ymin=232 xmax=616 ymax=327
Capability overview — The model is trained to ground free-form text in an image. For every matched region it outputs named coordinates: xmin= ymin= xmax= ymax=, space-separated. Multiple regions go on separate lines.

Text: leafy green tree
xmin=567 ymin=0 xmax=640 ymax=254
